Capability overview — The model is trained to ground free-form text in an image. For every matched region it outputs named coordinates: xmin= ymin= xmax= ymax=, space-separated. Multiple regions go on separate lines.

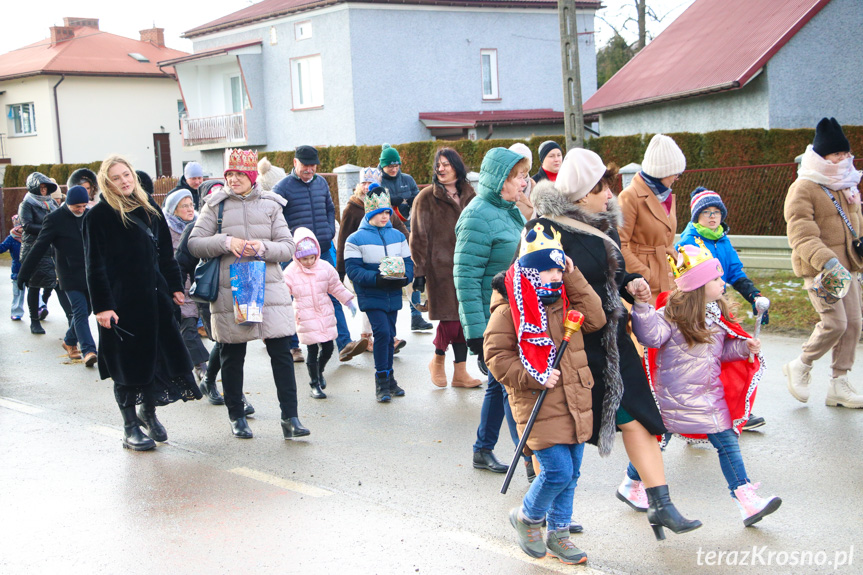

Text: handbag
xmin=819 ymin=185 xmax=863 ymax=257
xmin=189 ymin=202 xmax=224 ymax=303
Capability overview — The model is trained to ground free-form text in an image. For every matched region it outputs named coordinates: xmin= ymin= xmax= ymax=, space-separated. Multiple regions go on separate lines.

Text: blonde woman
xmin=84 ymin=155 xmax=201 ymax=451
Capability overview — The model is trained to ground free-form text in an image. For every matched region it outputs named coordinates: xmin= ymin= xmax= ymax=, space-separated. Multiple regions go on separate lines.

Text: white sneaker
xmin=615 ymin=474 xmax=648 ymax=511
xmin=825 ymin=376 xmax=863 ymax=408
xmin=733 ymin=482 xmax=781 ymax=527
xmin=782 ymin=357 xmax=812 ymax=403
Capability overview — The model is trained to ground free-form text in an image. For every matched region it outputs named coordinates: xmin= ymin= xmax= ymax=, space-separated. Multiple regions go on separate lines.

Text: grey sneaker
xmin=509 ymin=508 xmax=545 ymax=559
xmin=546 ymin=529 xmax=587 ymax=565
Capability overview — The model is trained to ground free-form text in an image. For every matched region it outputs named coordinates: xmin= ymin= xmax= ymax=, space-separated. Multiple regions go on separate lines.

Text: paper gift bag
xmin=230 ymin=260 xmax=266 ymax=325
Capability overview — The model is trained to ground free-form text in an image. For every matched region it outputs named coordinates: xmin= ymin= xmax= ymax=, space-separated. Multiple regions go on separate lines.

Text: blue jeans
xmin=320 ymin=246 xmax=351 ymax=350
xmin=410 ymin=290 xmax=422 ymax=320
xmin=473 ymin=371 xmax=520 ymax=453
xmin=367 ymin=309 xmax=397 ymax=373
xmin=63 ymin=290 xmax=96 ymax=355
xmin=11 ymin=280 xmax=25 ymax=318
xmin=522 ymin=443 xmax=585 ymax=531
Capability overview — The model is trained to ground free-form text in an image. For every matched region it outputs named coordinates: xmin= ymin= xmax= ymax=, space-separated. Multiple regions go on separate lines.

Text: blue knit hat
xmin=65 ymin=185 xmax=89 ymax=206
xmin=689 ymin=187 xmax=727 ymax=223
xmin=518 ymin=223 xmax=565 ymax=272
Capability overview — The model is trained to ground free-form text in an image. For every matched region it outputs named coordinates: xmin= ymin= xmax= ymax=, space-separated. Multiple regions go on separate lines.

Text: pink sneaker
xmin=734 ymin=482 xmax=781 ymax=527
xmin=616 ymin=474 xmax=648 ymax=511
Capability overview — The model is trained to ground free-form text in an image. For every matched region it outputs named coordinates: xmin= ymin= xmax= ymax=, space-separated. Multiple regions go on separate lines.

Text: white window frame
xmin=295 ymin=21 xmax=312 ymax=41
xmin=9 ymin=103 xmax=36 ymax=136
xmin=290 ymin=55 xmax=324 ymax=110
xmin=480 ymin=49 xmax=500 ymax=100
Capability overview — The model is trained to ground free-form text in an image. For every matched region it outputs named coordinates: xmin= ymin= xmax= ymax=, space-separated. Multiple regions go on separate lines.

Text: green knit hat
xmin=380 ymin=144 xmax=401 ymax=167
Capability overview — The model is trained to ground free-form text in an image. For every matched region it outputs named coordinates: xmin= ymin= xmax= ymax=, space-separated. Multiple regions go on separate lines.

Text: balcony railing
xmin=181 ymin=113 xmax=246 ymax=146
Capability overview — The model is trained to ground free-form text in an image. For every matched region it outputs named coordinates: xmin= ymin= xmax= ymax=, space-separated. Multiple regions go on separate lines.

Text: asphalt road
xmin=1 ymin=272 xmax=861 ymax=575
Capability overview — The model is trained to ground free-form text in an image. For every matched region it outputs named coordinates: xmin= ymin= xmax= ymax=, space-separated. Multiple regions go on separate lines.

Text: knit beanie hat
xmin=295 ymin=237 xmax=319 ymax=259
xmin=812 ymin=117 xmax=850 ymax=158
xmin=538 ymin=140 xmax=563 ymax=166
xmin=669 ymin=240 xmax=723 ymax=292
xmin=257 ymin=157 xmax=287 ymax=191
xmin=380 ymin=144 xmax=401 ymax=167
xmin=509 ymin=143 xmax=533 ymax=170
xmin=164 ymin=189 xmax=193 ymax=216
xmin=689 ymin=187 xmax=727 ymax=223
xmin=642 ymin=134 xmax=686 ymax=179
xmin=554 ymin=148 xmax=606 ymax=202
xmin=65 ymin=185 xmax=90 ymax=206
xmin=360 ymin=167 xmax=382 ymax=185
xmin=184 ymin=162 xmax=204 ymax=179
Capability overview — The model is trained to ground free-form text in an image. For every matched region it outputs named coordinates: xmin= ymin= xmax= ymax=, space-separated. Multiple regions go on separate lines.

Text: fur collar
xmin=531 ymin=180 xmax=623 ymax=233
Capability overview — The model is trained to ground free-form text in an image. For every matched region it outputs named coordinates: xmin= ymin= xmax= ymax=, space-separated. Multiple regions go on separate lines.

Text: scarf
xmin=693 ymin=222 xmax=725 ymax=241
xmin=23 ymin=192 xmax=57 ymax=213
xmin=504 ymin=262 xmax=569 ymax=386
xmin=798 ymin=145 xmax=862 ymax=205
xmin=165 ymin=211 xmax=195 ymax=235
xmin=640 ymin=171 xmax=673 ymax=203
xmin=546 ymin=170 xmax=558 ymax=183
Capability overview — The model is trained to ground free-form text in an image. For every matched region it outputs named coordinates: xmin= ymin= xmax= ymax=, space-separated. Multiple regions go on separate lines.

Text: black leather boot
xmin=307 ymin=358 xmax=326 ymax=399
xmin=375 ymin=371 xmax=391 ymax=403
xmin=388 ymin=370 xmax=405 ymax=397
xmin=230 ymin=416 xmax=253 ymax=438
xmin=473 ymin=449 xmax=508 ymax=473
xmin=120 ymin=406 xmax=156 ymax=451
xmin=242 ymin=395 xmax=255 ymax=416
xmin=645 ymin=485 xmax=702 ymax=540
xmin=281 ymin=417 xmax=310 ymax=439
xmin=318 ymin=355 xmax=329 ymax=390
xmin=30 ymin=320 xmax=45 ymax=334
xmin=199 ymin=377 xmax=225 ymax=405
xmin=137 ymin=403 xmax=167 ymax=442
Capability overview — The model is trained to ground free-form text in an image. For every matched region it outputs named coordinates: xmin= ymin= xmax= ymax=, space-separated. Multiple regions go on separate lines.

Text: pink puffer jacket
xmin=631 ymin=302 xmax=750 ymax=434
xmin=283 ymin=227 xmax=354 ymax=345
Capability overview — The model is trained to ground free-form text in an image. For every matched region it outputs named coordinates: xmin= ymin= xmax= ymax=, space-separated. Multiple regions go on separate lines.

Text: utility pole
xmin=558 ymin=0 xmax=584 ymax=150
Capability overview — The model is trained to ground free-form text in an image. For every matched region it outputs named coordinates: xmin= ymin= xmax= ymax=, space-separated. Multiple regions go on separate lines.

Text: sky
xmin=3 ymin=0 xmax=696 ymax=56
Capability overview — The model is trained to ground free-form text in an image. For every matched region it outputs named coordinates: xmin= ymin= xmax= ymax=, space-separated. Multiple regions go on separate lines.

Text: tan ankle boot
xmin=429 ymin=354 xmax=447 ymax=387
xmin=452 ymin=362 xmax=483 ymax=388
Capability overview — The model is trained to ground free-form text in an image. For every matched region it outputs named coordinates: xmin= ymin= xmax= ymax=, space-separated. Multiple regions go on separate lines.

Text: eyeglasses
xmin=701 ymin=210 xmax=722 ymax=217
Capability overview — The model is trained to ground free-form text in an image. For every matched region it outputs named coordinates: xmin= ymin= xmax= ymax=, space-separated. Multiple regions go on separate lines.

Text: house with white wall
xmin=583 ymin=0 xmax=863 ymax=137
xmin=0 ymin=17 xmax=198 ymax=178
xmin=162 ymin=0 xmax=601 ymax=174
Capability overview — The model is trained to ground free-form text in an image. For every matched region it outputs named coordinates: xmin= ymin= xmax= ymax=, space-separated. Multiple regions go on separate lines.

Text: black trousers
xmin=220 ymin=336 xmax=298 ymax=421
xmin=306 ymin=340 xmax=335 ymax=376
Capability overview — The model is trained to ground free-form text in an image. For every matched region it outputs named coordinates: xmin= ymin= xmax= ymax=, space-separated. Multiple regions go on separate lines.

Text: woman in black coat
xmin=17 ymin=172 xmax=59 ymax=334
xmin=84 ymin=155 xmax=201 ymax=451
xmin=530 ymin=148 xmax=700 ymax=539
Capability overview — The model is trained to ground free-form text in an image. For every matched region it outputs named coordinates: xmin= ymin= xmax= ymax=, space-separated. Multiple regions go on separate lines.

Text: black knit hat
xmin=813 ymin=117 xmax=850 ymax=157
xmin=136 ymin=170 xmax=154 ymax=195
xmin=538 ymin=140 xmax=563 ymax=165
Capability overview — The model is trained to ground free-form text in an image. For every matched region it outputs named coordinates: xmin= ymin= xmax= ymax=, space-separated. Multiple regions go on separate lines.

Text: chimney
xmin=140 ymin=28 xmax=166 ymax=48
xmin=50 ymin=26 xmax=75 ymax=46
xmin=63 ymin=17 xmax=99 ymax=29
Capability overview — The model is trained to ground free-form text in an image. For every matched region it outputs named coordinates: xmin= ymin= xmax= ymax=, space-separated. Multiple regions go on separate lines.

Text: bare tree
xmin=597 ymin=0 xmax=691 ymax=52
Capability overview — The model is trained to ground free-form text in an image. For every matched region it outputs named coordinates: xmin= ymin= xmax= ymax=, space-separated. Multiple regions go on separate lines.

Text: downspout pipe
xmin=53 ymin=75 xmax=65 ymax=163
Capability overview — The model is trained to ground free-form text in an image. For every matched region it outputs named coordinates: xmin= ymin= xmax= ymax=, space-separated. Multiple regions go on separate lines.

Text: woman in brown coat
xmin=411 ymin=148 xmax=482 ymax=388
xmin=618 ymin=134 xmax=686 ymax=303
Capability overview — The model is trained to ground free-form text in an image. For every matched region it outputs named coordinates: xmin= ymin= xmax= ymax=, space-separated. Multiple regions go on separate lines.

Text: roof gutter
xmin=53 ymin=75 xmax=65 ymax=163
xmin=585 ymin=80 xmax=740 ymax=115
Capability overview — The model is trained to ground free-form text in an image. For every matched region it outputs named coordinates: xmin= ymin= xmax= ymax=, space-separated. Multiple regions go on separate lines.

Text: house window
xmin=229 ymin=75 xmax=250 ymax=113
xmin=291 ymin=55 xmax=324 ymax=109
xmin=9 ymin=103 xmax=36 ymax=135
xmin=295 ymin=21 xmax=312 ymax=40
xmin=480 ymin=49 xmax=499 ymax=100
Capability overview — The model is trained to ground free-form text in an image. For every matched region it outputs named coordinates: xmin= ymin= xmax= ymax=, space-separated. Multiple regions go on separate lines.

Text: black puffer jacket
xmin=272 ymin=171 xmax=336 ymax=251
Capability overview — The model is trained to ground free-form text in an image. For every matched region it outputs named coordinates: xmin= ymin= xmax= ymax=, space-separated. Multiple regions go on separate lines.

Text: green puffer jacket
xmin=454 ymin=148 xmax=526 ymax=340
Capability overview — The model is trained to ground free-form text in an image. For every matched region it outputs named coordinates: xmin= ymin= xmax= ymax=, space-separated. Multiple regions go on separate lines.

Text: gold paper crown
xmin=519 ymin=223 xmax=563 ymax=258
xmin=225 ymin=148 xmax=258 ymax=172
xmin=668 ymin=237 xmax=714 ymax=278
xmin=364 ymin=191 xmax=392 ymax=213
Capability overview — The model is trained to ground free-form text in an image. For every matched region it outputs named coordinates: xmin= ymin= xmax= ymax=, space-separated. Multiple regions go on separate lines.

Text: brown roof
xmin=0 ymin=26 xmax=189 ymax=81
xmin=185 ymin=0 xmax=602 ymax=38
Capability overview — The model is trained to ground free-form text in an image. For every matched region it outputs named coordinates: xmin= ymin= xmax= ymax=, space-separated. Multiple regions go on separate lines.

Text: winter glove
xmin=16 ymin=277 xmax=26 ymax=292
xmin=413 ymin=276 xmax=426 ymax=293
xmin=347 ymin=301 xmax=357 ymax=317
xmin=750 ymin=293 xmax=769 ymax=325
xmin=466 ymin=337 xmax=484 ymax=358
xmin=375 ymin=275 xmax=389 ymax=288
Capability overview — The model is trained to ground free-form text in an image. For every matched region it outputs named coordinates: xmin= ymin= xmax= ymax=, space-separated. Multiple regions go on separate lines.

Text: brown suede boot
xmin=429 ymin=354 xmax=447 ymax=387
xmin=451 ymin=362 xmax=483 ymax=388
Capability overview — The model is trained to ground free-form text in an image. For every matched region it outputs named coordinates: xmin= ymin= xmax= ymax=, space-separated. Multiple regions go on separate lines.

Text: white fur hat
xmin=641 ymin=134 xmax=686 ymax=179
xmin=257 ymin=157 xmax=287 ymax=191
xmin=554 ymin=148 xmax=606 ymax=201
xmin=508 ymin=143 xmax=533 ymax=170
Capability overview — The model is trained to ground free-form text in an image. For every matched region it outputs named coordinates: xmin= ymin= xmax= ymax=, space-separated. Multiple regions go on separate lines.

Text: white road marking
xmin=0 ymin=397 xmax=43 ymax=414
xmin=229 ymin=467 xmax=333 ymax=498
xmin=88 ymin=425 xmax=122 ymax=438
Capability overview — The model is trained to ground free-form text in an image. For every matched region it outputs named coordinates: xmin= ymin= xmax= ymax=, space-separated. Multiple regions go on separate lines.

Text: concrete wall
xmin=767 ymin=0 xmax=863 ymax=129
xmin=0 ymin=77 xmax=58 ymax=164
xmin=238 ymin=54 xmax=267 ymax=146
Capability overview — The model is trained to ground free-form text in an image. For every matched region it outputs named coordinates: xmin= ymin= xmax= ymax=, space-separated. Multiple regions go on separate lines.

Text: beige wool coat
xmin=188 ymin=185 xmax=296 ymax=344
xmin=785 ymin=178 xmax=863 ymax=278
xmin=618 ymin=173 xmax=677 ymax=302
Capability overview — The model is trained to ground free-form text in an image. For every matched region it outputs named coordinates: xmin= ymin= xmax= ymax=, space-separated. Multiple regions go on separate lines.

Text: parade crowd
xmin=5 ymin=116 xmax=862 ymax=566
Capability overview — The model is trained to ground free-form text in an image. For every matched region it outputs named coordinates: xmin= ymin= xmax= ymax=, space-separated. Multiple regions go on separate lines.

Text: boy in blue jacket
xmin=0 ymin=215 xmax=25 ymax=320
xmin=677 ymin=187 xmax=767 ymax=430
xmin=345 ymin=190 xmax=414 ymax=403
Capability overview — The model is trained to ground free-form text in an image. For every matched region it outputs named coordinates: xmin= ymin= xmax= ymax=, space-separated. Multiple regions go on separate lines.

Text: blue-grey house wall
xmin=237 ymin=53 xmax=267 ymax=147
xmin=766 ymin=0 xmax=863 ymax=129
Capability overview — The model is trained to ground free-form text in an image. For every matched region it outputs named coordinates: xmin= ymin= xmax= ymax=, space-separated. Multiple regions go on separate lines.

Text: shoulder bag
xmin=189 ymin=202 xmax=224 ymax=303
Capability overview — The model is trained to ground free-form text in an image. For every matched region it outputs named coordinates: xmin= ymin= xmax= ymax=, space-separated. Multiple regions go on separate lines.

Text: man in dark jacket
xmin=18 ymin=186 xmax=97 ymax=366
xmin=169 ymin=162 xmax=205 ymax=209
xmin=273 ymin=145 xmax=365 ymax=361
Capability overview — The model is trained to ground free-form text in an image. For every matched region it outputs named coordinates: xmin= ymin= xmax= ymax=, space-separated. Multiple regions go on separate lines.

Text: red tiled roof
xmin=185 ymin=0 xmax=601 ymax=38
xmin=0 ymin=26 xmax=188 ymax=81
xmin=419 ymin=109 xmax=564 ymax=127
xmin=583 ymin=0 xmax=830 ymax=114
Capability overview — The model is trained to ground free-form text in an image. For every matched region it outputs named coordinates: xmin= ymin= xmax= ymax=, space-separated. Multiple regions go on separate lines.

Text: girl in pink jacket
xmin=630 ymin=241 xmax=781 ymax=531
xmin=284 ymin=227 xmax=356 ymax=399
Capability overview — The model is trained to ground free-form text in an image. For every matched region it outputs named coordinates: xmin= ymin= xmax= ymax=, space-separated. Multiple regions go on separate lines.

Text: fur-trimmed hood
xmin=532 ymin=179 xmax=623 ymax=232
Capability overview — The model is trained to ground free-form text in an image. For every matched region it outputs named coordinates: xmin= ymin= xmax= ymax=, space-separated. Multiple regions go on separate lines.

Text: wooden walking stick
xmin=500 ymin=309 xmax=585 ymax=495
